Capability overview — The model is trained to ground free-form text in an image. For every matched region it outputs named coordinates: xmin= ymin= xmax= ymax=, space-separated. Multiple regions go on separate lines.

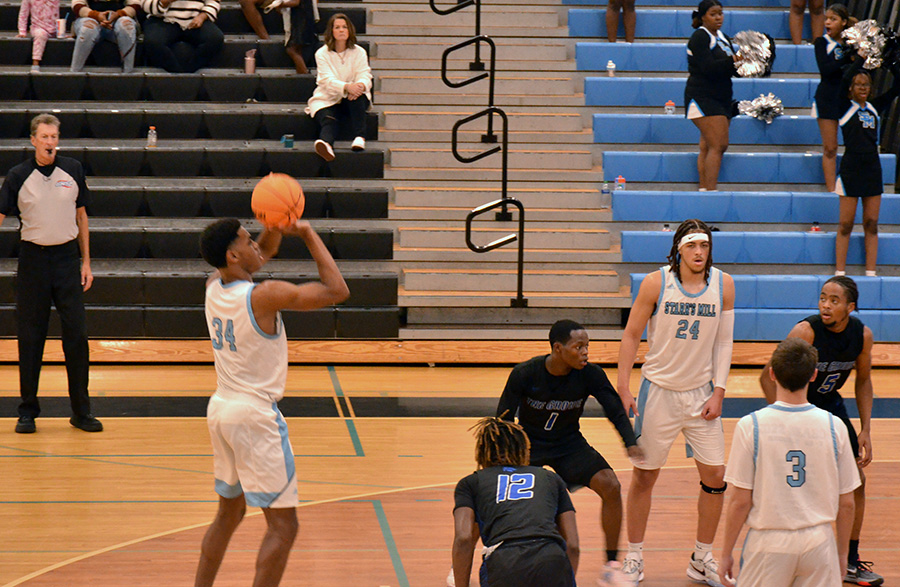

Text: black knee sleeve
xmin=700 ymin=481 xmax=727 ymax=495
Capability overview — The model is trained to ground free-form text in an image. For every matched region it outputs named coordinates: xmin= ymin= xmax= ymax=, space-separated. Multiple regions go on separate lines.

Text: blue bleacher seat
xmin=755 ymin=309 xmax=811 ymax=340
xmin=731 ymin=275 xmax=756 ymax=308
xmin=593 ymin=114 xmax=825 ymax=145
xmin=576 ymin=43 xmax=817 ymax=74
xmin=881 ymin=278 xmax=900 ymax=309
xmin=730 ymin=192 xmax=791 ymax=223
xmin=743 ymin=232 xmax=804 ymax=264
xmin=754 ymin=275 xmax=818 ymax=308
xmin=670 ymin=192 xmax=732 ymax=222
xmin=569 ymin=10 xmax=809 ymax=40
xmin=603 ymin=152 xmax=896 ymax=184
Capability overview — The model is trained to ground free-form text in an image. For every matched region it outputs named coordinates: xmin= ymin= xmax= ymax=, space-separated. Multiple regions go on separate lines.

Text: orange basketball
xmin=251 ymin=173 xmax=305 ymax=229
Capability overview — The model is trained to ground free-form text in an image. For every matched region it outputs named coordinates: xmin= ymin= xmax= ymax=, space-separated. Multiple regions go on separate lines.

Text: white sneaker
xmin=598 ymin=561 xmax=634 ymax=587
xmin=687 ymin=551 xmax=725 ymax=587
xmin=31 ymin=65 xmax=41 ymax=72
xmin=314 ymin=139 xmax=335 ymax=162
xmin=622 ymin=553 xmax=644 ymax=585
xmin=351 ymin=136 xmax=366 ymax=151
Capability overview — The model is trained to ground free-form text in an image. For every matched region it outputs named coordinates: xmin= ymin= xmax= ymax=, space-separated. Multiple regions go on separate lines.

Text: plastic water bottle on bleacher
xmin=665 ymin=100 xmax=676 ymax=115
xmin=601 ymin=181 xmax=611 ymax=199
xmin=615 ymin=175 xmax=626 ymax=190
xmin=607 ymin=60 xmax=616 ymax=77
xmin=146 ymin=126 xmax=157 ymax=148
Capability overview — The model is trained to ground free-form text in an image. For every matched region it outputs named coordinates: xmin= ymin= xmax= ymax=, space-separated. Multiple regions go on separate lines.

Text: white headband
xmin=678 ymin=232 xmax=709 ymax=249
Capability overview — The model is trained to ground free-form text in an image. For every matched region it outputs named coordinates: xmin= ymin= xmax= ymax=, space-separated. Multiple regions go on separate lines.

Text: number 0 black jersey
xmin=454 ymin=465 xmax=574 ymax=548
xmin=496 ymin=356 xmax=637 ymax=452
xmin=803 ymin=314 xmax=864 ymax=411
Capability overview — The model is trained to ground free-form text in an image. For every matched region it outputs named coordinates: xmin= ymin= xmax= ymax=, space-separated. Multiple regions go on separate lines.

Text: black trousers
xmin=480 ymin=539 xmax=574 ymax=587
xmin=313 ymin=95 xmax=370 ymax=146
xmin=142 ymin=17 xmax=224 ymax=73
xmin=17 ymin=240 xmax=91 ymax=419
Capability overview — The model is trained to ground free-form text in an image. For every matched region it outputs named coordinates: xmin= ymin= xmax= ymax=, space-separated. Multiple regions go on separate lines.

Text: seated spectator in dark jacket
xmin=140 ymin=0 xmax=223 ymax=73
xmin=239 ymin=0 xmax=318 ymax=73
xmin=70 ymin=0 xmax=141 ymax=72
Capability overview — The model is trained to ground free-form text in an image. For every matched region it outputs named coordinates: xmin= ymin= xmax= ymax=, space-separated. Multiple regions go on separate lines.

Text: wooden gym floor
xmin=1 ymin=364 xmax=898 ymax=586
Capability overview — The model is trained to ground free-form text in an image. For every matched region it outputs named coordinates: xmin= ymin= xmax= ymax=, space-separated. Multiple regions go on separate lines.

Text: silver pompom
xmin=842 ymin=20 xmax=886 ymax=69
xmin=738 ymin=93 xmax=784 ymax=124
xmin=733 ymin=30 xmax=775 ymax=78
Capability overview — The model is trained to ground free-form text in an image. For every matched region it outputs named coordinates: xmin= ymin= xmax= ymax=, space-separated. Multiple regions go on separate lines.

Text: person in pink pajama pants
xmin=17 ymin=0 xmax=61 ymax=71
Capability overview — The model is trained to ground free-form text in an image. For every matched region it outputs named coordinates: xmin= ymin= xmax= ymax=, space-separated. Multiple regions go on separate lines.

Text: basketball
xmin=251 ymin=173 xmax=305 ymax=229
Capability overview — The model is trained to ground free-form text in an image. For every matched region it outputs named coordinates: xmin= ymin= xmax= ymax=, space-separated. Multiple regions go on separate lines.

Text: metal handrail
xmin=466 ymin=198 xmax=527 ymax=307
xmin=441 ymin=36 xmax=497 ymax=142
xmin=429 ymin=0 xmax=484 ymax=70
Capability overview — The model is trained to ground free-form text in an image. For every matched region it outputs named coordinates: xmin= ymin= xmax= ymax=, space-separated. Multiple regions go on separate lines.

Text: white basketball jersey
xmin=725 ymin=403 xmax=861 ymax=531
xmin=205 ymin=279 xmax=288 ymax=403
xmin=641 ymin=266 xmax=723 ymax=391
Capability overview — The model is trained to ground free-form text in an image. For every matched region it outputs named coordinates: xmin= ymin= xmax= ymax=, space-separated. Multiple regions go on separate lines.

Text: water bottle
xmin=665 ymin=100 xmax=676 ymax=115
xmin=662 ymin=223 xmax=672 ymax=232
xmin=810 ymin=221 xmax=821 ymax=232
xmin=606 ymin=60 xmax=616 ymax=77
xmin=147 ymin=126 xmax=157 ymax=147
xmin=601 ymin=181 xmax=611 ymax=199
xmin=615 ymin=175 xmax=626 ymax=190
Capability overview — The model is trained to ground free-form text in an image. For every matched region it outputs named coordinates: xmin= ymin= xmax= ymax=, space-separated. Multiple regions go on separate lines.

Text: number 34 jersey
xmin=454 ymin=465 xmax=575 ymax=547
xmin=642 ymin=266 xmax=725 ymax=391
xmin=205 ymin=278 xmax=288 ymax=403
xmin=724 ymin=403 xmax=860 ymax=530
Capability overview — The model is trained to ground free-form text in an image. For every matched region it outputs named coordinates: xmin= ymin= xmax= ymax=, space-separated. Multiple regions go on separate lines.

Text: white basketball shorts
xmin=737 ymin=524 xmax=841 ymax=587
xmin=631 ymin=378 xmax=725 ymax=470
xmin=207 ymin=389 xmax=298 ymax=509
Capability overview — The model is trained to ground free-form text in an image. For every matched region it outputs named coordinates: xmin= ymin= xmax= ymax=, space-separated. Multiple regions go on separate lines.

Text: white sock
xmin=694 ymin=540 xmax=713 ymax=559
xmin=865 ymin=270 xmax=877 ymax=277
xmin=698 ymin=188 xmax=707 ymax=192
xmin=835 ymin=270 xmax=846 ymax=276
xmin=627 ymin=542 xmax=644 ymax=556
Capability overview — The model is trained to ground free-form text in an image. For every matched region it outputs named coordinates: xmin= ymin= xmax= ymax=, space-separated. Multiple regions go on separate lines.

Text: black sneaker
xmin=70 ymin=414 xmax=103 ymax=432
xmin=15 ymin=416 xmax=36 ymax=434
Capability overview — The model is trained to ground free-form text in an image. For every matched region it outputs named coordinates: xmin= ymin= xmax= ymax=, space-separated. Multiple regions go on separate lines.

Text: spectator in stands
xmin=70 ymin=0 xmax=141 ymax=73
xmin=17 ymin=0 xmax=60 ymax=72
xmin=306 ymin=13 xmax=372 ymax=162
xmin=238 ymin=0 xmax=318 ymax=74
xmin=140 ymin=0 xmax=224 ymax=73
xmin=685 ymin=0 xmax=742 ymax=191
xmin=833 ymin=53 xmax=900 ymax=277
xmin=606 ymin=0 xmax=635 ymax=43
xmin=788 ymin=0 xmax=823 ymax=45
xmin=813 ymin=4 xmax=855 ymax=192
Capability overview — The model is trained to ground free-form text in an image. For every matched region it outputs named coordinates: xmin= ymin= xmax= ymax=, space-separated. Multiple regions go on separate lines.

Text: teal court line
xmin=368 ymin=499 xmax=410 ymax=587
xmin=327 ymin=366 xmax=365 ymax=457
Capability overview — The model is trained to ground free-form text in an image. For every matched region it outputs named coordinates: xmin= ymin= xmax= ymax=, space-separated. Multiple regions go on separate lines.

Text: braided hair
xmin=823 ymin=275 xmax=859 ymax=310
xmin=471 ymin=416 xmax=531 ymax=469
xmin=667 ymin=219 xmax=714 ymax=284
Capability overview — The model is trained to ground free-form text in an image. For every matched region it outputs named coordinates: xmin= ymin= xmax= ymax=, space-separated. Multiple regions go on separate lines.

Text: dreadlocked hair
xmin=667 ymin=218 xmax=713 ymax=285
xmin=470 ymin=416 xmax=531 ymax=469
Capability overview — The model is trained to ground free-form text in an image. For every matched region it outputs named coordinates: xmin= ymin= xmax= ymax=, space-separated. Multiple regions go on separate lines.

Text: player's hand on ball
xmin=281 ymin=220 xmax=314 ymax=237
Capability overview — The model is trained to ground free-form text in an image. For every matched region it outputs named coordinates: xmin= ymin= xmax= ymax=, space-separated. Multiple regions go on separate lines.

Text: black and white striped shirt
xmin=141 ymin=0 xmax=219 ymax=28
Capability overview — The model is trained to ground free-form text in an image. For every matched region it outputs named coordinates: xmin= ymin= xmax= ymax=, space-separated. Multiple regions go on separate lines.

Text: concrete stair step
xmin=374 ymin=93 xmax=586 ymax=107
xmin=389 ymin=147 xmax=593 ymax=170
xmin=385 ymin=166 xmax=603 ymax=182
xmin=384 ymin=111 xmax=584 ymax=131
xmin=378 ymin=129 xmax=593 ymax=144
xmin=398 ymin=286 xmax=632 ymax=309
xmin=366 ymin=24 xmax=569 ymax=37
xmin=393 ymin=247 xmax=619 ymax=264
xmin=379 ymin=75 xmax=576 ymax=95
xmin=398 ymin=225 xmax=610 ymax=249
xmin=374 ymin=41 xmax=568 ymax=61
xmin=373 ymin=59 xmax=578 ymax=71
xmin=370 ymin=8 xmax=560 ymax=27
xmin=393 ymin=186 xmax=602 ymax=209
xmin=390 ymin=204 xmax=608 ymax=222
xmin=406 ymin=306 xmax=621 ymax=325
xmin=402 ymin=267 xmax=619 ymax=292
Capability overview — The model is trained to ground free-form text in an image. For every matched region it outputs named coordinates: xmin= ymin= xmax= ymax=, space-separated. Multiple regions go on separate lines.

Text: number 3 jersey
xmin=724 ymin=403 xmax=860 ymax=530
xmin=206 ymin=279 xmax=288 ymax=403
xmin=642 ymin=265 xmax=724 ymax=391
xmin=454 ymin=465 xmax=575 ymax=547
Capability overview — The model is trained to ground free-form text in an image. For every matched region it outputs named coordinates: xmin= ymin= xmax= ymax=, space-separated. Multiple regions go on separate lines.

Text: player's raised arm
xmin=759 ymin=321 xmax=814 ymax=404
xmin=617 ymin=271 xmax=661 ymax=416
xmin=854 ymin=326 xmax=875 ymax=467
xmin=255 ymin=226 xmax=283 ymax=264
xmin=254 ymin=221 xmax=349 ymax=313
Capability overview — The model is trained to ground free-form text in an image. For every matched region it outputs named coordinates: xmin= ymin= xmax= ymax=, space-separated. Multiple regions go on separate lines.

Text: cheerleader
xmin=834 ymin=55 xmax=900 ymax=276
xmin=685 ymin=0 xmax=743 ymax=191
xmin=813 ymin=4 xmax=855 ymax=192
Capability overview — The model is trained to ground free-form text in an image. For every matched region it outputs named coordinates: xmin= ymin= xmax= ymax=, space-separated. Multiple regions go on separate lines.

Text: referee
xmin=0 ymin=113 xmax=101 ymax=434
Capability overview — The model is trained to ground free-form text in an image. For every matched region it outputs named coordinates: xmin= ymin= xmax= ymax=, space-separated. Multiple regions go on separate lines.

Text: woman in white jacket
xmin=305 ymin=13 xmax=372 ymax=161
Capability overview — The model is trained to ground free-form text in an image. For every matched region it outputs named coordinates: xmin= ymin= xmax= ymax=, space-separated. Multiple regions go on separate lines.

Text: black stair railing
xmin=429 ymin=1 xmax=528 ymax=307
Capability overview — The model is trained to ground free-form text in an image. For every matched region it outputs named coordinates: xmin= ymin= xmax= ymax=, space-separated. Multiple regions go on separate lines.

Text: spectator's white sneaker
xmin=314 ymin=139 xmax=335 ymax=161
xmin=351 ymin=136 xmax=366 ymax=151
xmin=622 ymin=553 xmax=644 ymax=585
xmin=687 ymin=551 xmax=725 ymax=587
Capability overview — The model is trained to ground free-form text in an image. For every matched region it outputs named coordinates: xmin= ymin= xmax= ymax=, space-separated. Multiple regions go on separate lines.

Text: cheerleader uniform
xmin=835 ymin=59 xmax=900 ymax=197
xmin=812 ymin=34 xmax=853 ymax=120
xmin=685 ymin=26 xmax=738 ymax=119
